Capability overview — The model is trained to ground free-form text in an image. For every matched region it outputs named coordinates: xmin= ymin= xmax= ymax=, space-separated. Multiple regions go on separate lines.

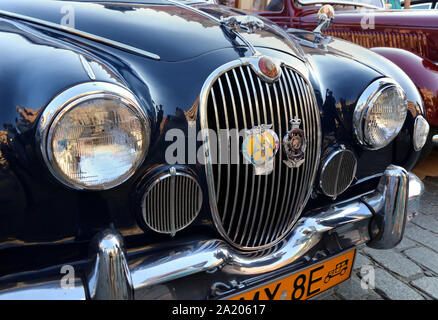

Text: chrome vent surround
xmin=320 ymin=148 xmax=357 ymax=198
xmin=200 ymin=59 xmax=321 ymax=250
xmin=141 ymin=169 xmax=203 ymax=235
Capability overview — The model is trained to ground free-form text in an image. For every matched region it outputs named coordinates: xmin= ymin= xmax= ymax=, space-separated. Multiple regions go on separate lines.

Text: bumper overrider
xmin=0 ymin=165 xmax=424 ymax=300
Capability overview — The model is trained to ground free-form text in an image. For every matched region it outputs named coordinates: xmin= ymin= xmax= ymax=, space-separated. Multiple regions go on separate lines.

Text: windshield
xmin=297 ymin=0 xmax=385 ymax=8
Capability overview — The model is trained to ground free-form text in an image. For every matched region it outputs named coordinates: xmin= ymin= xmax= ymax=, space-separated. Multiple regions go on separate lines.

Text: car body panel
xmin=0 ymin=0 xmax=425 ymax=298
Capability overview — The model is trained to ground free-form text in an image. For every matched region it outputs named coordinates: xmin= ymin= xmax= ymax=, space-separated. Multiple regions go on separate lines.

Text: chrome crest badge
xmin=283 ymin=117 xmax=306 ymax=168
xmin=242 ymin=124 xmax=279 ymax=175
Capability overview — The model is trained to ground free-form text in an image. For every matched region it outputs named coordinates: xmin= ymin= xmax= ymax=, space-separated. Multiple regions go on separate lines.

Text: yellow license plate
xmin=229 ymin=250 xmax=355 ymax=300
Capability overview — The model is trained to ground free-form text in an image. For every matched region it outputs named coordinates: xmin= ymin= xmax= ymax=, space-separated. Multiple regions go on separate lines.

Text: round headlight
xmin=38 ymin=82 xmax=150 ymax=190
xmin=353 ymin=78 xmax=408 ymax=150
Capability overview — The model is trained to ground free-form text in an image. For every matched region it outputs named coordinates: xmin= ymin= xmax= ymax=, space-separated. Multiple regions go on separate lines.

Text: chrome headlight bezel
xmin=37 ymin=82 xmax=150 ymax=190
xmin=353 ymin=78 xmax=408 ymax=150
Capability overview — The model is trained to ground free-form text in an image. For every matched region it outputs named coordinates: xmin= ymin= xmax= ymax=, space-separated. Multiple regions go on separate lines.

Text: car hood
xmin=0 ymin=0 xmax=303 ymax=61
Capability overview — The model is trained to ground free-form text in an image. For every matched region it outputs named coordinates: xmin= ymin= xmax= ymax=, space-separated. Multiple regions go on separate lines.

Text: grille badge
xmin=258 ymin=56 xmax=280 ymax=79
xmin=242 ymin=124 xmax=279 ymax=175
xmin=283 ymin=117 xmax=306 ymax=168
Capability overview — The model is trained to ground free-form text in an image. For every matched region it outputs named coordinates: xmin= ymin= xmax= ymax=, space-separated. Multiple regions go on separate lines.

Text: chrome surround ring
xmin=36 ymin=81 xmax=151 ymax=190
xmin=141 ymin=168 xmax=203 ymax=236
xmin=319 ymin=146 xmax=357 ymax=198
xmin=353 ymin=77 xmax=408 ymax=150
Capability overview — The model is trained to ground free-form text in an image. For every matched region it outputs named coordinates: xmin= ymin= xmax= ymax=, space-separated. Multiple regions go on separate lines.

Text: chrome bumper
xmin=0 ymin=165 xmax=424 ymax=300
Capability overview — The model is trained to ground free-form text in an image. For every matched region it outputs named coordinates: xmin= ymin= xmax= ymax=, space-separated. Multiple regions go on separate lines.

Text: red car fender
xmin=370 ymin=47 xmax=438 ymax=127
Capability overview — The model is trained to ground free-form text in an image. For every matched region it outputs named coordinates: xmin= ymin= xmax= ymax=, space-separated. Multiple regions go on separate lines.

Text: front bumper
xmin=0 ymin=165 xmax=424 ymax=300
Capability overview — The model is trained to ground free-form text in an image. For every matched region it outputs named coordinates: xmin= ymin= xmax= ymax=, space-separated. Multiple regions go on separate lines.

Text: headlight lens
xmin=39 ymin=82 xmax=150 ymax=190
xmin=353 ymin=78 xmax=408 ymax=150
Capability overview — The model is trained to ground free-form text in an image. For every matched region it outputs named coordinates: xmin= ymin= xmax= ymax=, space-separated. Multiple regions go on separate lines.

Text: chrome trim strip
xmin=78 ymin=54 xmax=96 ymax=80
xmin=36 ymin=81 xmax=151 ymax=190
xmin=0 ymin=10 xmax=160 ymax=60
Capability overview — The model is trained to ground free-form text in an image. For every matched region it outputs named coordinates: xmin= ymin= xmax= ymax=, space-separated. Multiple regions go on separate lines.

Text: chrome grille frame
xmin=199 ymin=57 xmax=322 ymax=251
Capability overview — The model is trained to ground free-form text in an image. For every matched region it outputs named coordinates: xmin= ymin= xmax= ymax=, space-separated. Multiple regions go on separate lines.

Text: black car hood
xmin=0 ymin=0 xmax=303 ymax=61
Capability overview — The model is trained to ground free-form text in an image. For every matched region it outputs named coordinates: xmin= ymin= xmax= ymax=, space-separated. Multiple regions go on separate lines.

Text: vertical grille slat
xmin=217 ymin=78 xmax=231 ymax=224
xmin=203 ymin=63 xmax=320 ymax=249
xmin=224 ymin=72 xmax=241 ymax=234
xmin=238 ymin=67 xmax=259 ymax=247
xmin=244 ymin=66 xmax=265 ymax=247
xmin=271 ymin=72 xmax=295 ymax=241
xmin=268 ymin=79 xmax=290 ymax=243
xmin=260 ymin=81 xmax=282 ymax=246
xmin=230 ymin=68 xmax=250 ymax=243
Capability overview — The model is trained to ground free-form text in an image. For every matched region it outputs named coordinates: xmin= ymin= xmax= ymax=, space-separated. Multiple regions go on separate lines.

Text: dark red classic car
xmin=224 ymin=0 xmax=438 ymax=150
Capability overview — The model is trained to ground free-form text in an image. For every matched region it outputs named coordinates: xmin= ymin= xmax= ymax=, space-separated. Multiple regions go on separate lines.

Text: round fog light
xmin=413 ymin=115 xmax=430 ymax=151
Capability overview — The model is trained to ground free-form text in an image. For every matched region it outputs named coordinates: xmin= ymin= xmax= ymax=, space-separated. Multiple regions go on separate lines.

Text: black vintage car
xmin=0 ymin=0 xmax=428 ymax=300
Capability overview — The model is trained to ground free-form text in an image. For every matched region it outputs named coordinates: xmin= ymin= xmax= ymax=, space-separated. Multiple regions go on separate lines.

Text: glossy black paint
xmin=0 ymin=0 xmax=423 ymax=277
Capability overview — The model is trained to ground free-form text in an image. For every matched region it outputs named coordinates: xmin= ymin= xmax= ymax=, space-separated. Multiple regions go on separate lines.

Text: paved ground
xmin=324 ymin=175 xmax=438 ymax=300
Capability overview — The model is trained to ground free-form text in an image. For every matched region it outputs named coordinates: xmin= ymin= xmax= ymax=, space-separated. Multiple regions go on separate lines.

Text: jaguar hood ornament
xmin=220 ymin=15 xmax=264 ymax=34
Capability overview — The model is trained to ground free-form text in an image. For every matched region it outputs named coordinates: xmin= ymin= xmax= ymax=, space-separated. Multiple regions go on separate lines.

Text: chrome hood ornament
xmin=220 ymin=15 xmax=264 ymax=34
xmin=283 ymin=117 xmax=306 ymax=168
xmin=242 ymin=124 xmax=279 ymax=175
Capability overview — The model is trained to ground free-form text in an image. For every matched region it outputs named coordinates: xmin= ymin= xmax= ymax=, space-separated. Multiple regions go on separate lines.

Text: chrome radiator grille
xmin=325 ymin=30 xmax=429 ymax=59
xmin=201 ymin=62 xmax=320 ymax=250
